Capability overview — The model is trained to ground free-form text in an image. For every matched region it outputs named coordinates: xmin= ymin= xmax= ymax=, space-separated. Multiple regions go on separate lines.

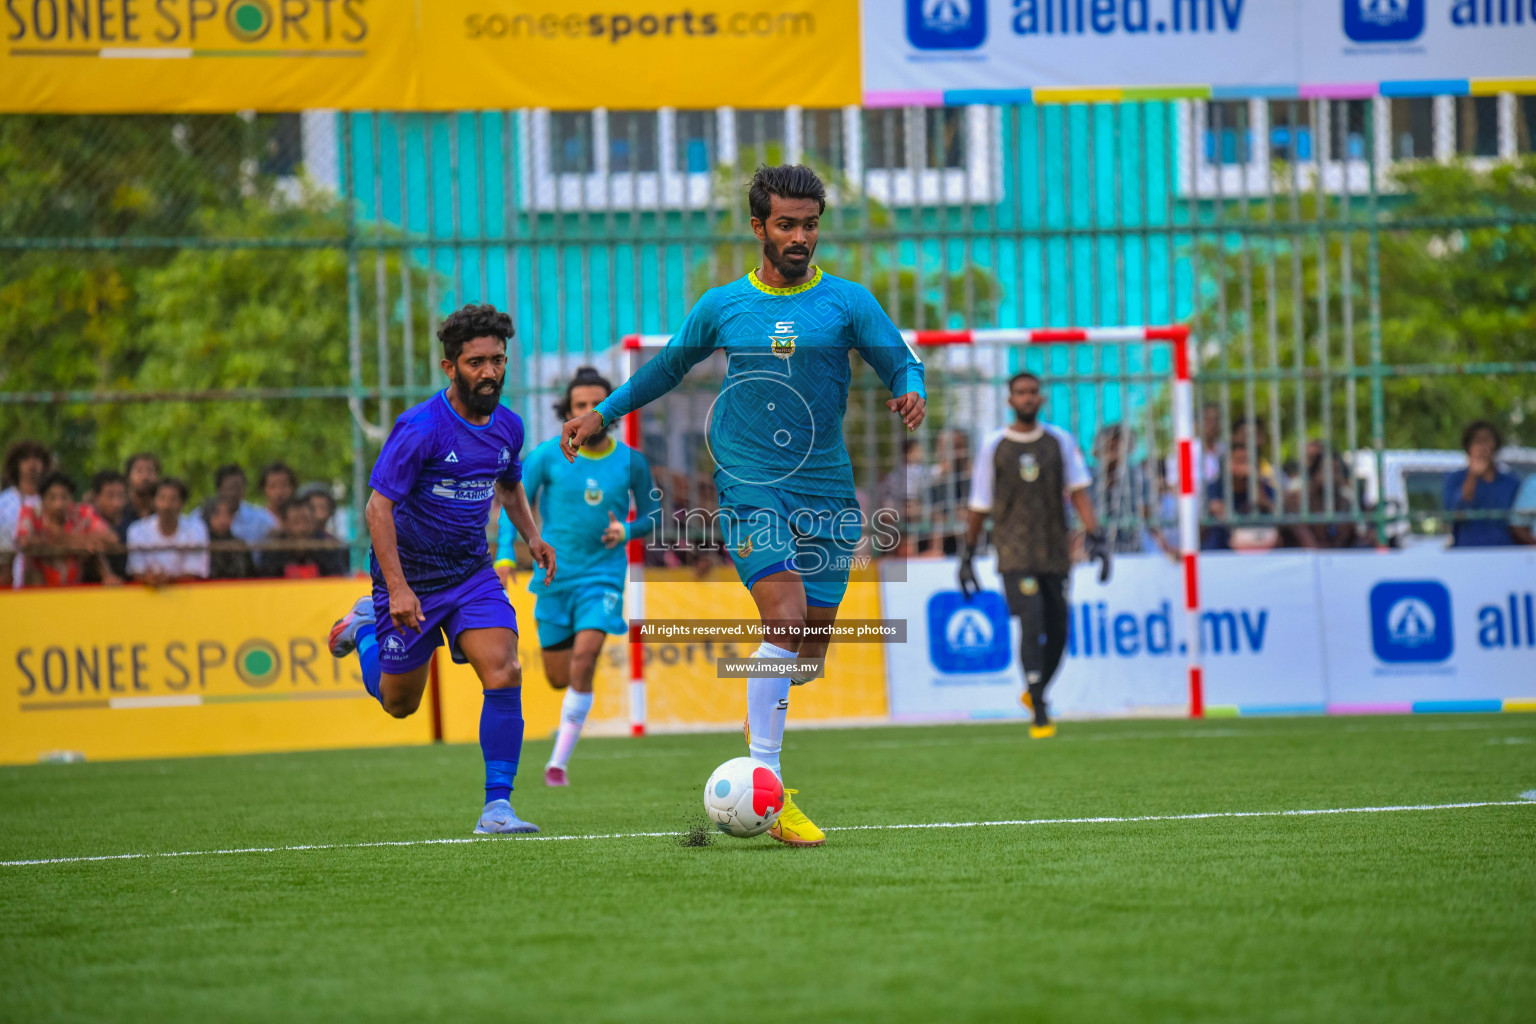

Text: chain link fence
xmin=3 ymin=99 xmax=1534 ymax=578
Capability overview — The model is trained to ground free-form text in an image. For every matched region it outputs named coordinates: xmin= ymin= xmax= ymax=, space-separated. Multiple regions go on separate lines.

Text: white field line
xmin=3 ymin=800 xmax=1532 ymax=869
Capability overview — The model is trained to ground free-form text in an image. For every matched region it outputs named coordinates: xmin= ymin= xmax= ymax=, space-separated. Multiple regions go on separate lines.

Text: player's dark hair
xmin=1007 ymin=371 xmax=1041 ymax=390
xmin=123 ymin=451 xmax=161 ymax=477
xmin=437 ymin=303 xmax=514 ymax=363
xmin=555 ymin=366 xmax=614 ymax=420
xmin=282 ymin=498 xmax=312 ymax=517
xmin=258 ymin=461 xmax=297 ymax=490
xmin=38 ymin=470 xmax=77 ymax=498
xmin=155 ymin=477 xmax=189 ymax=503
xmin=1461 ymin=419 xmax=1503 ymax=452
xmin=748 ymin=164 xmax=827 ymax=223
xmin=91 ymin=469 xmax=125 ymax=493
xmin=2 ymin=439 xmax=53 ymax=487
xmin=214 ymin=463 xmax=246 ymax=487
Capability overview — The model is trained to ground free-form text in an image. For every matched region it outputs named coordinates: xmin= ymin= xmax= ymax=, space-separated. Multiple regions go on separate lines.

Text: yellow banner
xmin=0 ymin=579 xmax=431 ymax=764
xmin=0 ymin=0 xmax=420 ymax=113
xmin=0 ymin=0 xmax=859 ymax=112
xmin=419 ymin=0 xmax=857 ymax=111
xmin=438 ymin=566 xmax=889 ymax=745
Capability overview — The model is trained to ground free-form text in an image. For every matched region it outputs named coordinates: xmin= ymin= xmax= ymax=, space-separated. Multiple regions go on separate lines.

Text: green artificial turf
xmin=2 ymin=714 xmax=1534 ymax=1023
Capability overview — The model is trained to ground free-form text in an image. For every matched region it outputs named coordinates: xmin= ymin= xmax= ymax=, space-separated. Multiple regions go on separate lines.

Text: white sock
xmin=747 ymin=642 xmax=795 ymax=777
xmin=548 ymin=689 xmax=593 ymax=769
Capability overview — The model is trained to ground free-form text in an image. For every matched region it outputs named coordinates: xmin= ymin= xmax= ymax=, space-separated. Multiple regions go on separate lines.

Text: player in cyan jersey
xmin=328 ymin=304 xmax=556 ymax=835
xmin=495 ymin=367 xmax=659 ymax=787
xmin=958 ymin=371 xmax=1111 ymax=737
xmin=561 ymin=165 xmax=926 ymax=847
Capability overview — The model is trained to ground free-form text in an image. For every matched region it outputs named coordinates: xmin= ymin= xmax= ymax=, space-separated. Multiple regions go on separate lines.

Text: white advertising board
xmin=880 ymin=549 xmax=1536 ymax=719
xmin=865 ymin=1 xmax=1536 ymax=99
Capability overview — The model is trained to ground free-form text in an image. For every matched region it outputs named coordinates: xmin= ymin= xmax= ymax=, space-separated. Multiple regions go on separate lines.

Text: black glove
xmin=1085 ymin=528 xmax=1113 ymax=584
xmin=957 ymin=548 xmax=980 ymax=600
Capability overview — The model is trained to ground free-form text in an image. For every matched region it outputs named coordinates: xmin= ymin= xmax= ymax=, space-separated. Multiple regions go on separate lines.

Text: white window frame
xmin=522 ymin=105 xmax=999 ymax=211
xmin=1181 ymin=94 xmax=1522 ymax=199
xmin=853 ymin=106 xmax=999 ymax=207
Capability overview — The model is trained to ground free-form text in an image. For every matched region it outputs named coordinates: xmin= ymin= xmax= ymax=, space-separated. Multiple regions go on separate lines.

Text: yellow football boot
xmin=1029 ymin=723 xmax=1057 ymax=739
xmin=769 ymin=789 xmax=825 ymax=847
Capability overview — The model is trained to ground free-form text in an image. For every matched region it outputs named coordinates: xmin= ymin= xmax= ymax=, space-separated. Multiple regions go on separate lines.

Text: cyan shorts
xmin=717 ymin=483 xmax=860 ymax=608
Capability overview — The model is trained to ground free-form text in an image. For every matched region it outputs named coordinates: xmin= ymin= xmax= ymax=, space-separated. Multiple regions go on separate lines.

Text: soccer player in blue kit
xmin=329 ymin=304 xmax=556 ymax=835
xmin=494 ymin=366 xmax=659 ymax=787
xmin=561 ymin=165 xmax=927 ymax=846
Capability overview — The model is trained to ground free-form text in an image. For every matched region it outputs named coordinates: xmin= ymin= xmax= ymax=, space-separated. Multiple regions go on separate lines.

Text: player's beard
xmin=1015 ymin=407 xmax=1039 ymax=428
xmin=763 ymin=237 xmax=815 ymax=281
xmin=584 ymin=422 xmax=610 ymax=448
xmin=456 ymin=372 xmax=504 ymax=416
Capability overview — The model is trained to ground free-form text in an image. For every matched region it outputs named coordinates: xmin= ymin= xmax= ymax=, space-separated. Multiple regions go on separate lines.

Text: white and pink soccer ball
xmin=703 ymin=756 xmax=784 ymax=837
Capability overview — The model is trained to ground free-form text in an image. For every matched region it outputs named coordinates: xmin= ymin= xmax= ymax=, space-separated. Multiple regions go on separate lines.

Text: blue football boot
xmin=474 ymin=799 xmax=540 ymax=835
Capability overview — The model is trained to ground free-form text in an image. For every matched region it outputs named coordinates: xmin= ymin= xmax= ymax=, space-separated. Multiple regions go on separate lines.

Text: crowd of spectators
xmin=869 ymin=404 xmax=1534 ymax=557
xmin=6 ymin=411 xmax=1530 ymax=590
xmin=0 ymin=440 xmax=351 ymax=589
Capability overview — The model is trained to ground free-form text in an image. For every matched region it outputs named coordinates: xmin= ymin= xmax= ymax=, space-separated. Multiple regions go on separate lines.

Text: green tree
xmin=0 ymin=115 xmax=429 ymax=504
xmin=1194 ymin=156 xmax=1536 ymax=455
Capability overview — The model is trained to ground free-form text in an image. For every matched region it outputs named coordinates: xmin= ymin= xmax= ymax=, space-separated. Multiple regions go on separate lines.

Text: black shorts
xmin=1000 ymin=571 xmax=1069 ymax=619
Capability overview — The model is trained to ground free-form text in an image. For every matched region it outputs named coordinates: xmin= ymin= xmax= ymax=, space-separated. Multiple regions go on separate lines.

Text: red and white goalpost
xmin=614 ymin=324 xmax=1203 ymax=730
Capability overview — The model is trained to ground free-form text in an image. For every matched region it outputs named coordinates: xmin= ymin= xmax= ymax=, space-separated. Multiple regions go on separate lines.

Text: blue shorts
xmin=533 ymin=581 xmax=626 ymax=649
xmin=371 ymin=567 xmax=518 ymax=674
xmin=718 ymin=483 xmax=860 ymax=608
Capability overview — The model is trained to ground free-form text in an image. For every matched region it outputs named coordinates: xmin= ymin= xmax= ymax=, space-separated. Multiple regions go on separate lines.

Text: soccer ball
xmin=703 ymin=756 xmax=785 ymax=837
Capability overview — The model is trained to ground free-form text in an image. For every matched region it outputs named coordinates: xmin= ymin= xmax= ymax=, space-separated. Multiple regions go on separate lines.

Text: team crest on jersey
xmin=498 ymin=446 xmax=511 ymax=466
xmin=383 ymin=635 xmax=405 ymax=653
xmin=770 ymin=321 xmax=797 ymax=360
xmin=584 ymin=479 xmax=603 ymax=506
xmin=445 ymin=451 xmax=459 ymax=464
xmin=1018 ymin=576 xmax=1039 ymax=596
xmin=1019 ymin=453 xmax=1039 ymax=482
xmin=738 ymin=535 xmax=754 ymax=558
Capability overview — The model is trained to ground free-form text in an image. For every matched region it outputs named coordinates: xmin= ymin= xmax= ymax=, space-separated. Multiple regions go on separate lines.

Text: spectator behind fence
xmin=300 ymin=484 xmax=338 ymax=537
xmin=259 ymin=461 xmax=298 ymax=528
xmin=88 ymin=470 xmax=130 ymax=582
xmin=926 ymin=428 xmax=972 ymax=555
xmin=0 ymin=439 xmax=53 ymax=587
xmin=1293 ymin=450 xmax=1363 ymax=549
xmin=121 ymin=452 xmax=161 ymax=535
xmin=127 ymin=477 xmax=209 ymax=584
xmin=195 ymin=464 xmax=278 ymax=549
xmin=1091 ymin=424 xmax=1169 ymax=556
xmin=1443 ymin=420 xmax=1520 ymax=548
xmin=1513 ymin=473 xmax=1536 ymax=546
xmin=261 ymin=498 xmax=347 ymax=579
xmin=15 ymin=472 xmax=113 ymax=587
xmin=203 ymin=496 xmax=256 ymax=580
xmin=1202 ymin=443 xmax=1278 ymax=551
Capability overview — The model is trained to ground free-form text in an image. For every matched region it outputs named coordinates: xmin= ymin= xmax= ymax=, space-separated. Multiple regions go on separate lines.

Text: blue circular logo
xmin=713 ymin=779 xmax=732 ymax=798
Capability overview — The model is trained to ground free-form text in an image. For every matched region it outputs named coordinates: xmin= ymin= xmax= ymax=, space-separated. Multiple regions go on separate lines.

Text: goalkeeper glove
xmin=957 ymin=545 xmax=980 ymax=600
xmin=1085 ymin=528 xmax=1113 ymax=584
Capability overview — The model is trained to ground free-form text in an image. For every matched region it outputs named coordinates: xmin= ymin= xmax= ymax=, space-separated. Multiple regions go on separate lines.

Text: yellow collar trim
xmin=578 ymin=436 xmax=618 ymax=460
xmin=747 ymin=266 xmax=823 ymax=296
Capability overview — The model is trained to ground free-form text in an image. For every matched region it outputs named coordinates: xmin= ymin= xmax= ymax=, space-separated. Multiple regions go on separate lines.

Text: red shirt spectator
xmin=16 ymin=473 xmax=111 ymax=587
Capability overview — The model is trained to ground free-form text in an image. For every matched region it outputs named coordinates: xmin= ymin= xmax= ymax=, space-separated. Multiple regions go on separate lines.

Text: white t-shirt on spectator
xmin=0 ymin=487 xmax=42 ymax=589
xmin=127 ymin=515 xmax=210 ymax=580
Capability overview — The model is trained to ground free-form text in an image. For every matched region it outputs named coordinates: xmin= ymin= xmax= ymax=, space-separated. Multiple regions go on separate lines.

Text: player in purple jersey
xmin=328 ymin=304 xmax=556 ymax=835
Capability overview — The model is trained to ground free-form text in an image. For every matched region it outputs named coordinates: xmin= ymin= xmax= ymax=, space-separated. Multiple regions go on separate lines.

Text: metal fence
xmin=2 ymin=100 xmax=1534 ymax=571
